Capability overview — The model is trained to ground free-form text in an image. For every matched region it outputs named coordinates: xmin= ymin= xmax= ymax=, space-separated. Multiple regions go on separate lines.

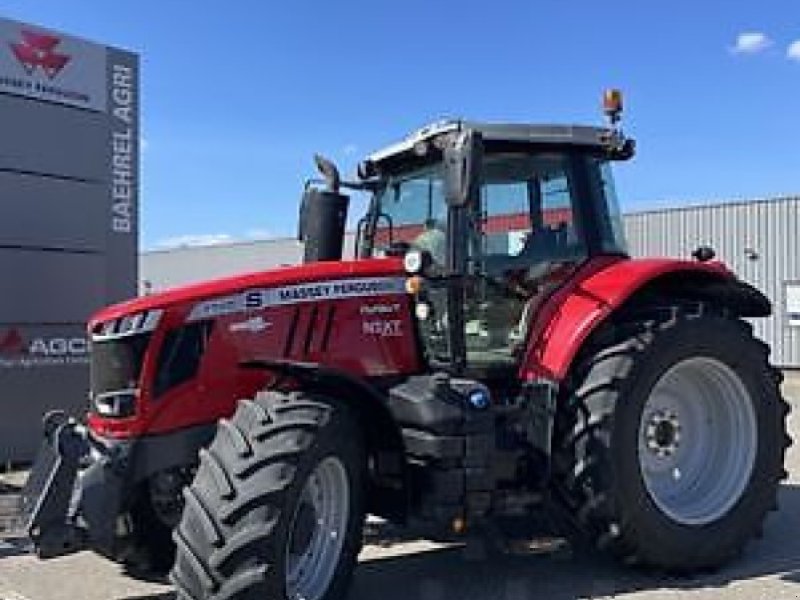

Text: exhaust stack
xmin=298 ymin=155 xmax=349 ymax=263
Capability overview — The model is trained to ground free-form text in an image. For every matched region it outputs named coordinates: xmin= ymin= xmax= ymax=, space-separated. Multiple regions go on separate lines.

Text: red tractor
xmin=22 ymin=93 xmax=788 ymax=600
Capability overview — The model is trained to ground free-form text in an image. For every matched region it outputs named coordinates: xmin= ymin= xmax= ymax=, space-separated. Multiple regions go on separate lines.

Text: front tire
xmin=123 ymin=489 xmax=178 ymax=577
xmin=555 ymin=304 xmax=789 ymax=571
xmin=171 ymin=390 xmax=365 ymax=600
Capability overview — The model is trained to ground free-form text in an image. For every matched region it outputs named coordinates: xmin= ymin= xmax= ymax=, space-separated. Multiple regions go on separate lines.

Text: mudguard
xmin=240 ymin=358 xmax=405 ymax=460
xmin=519 ymin=256 xmax=771 ymax=382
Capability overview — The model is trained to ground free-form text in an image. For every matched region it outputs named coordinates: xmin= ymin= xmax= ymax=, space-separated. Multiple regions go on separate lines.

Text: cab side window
xmin=481 ymin=182 xmax=531 ymax=257
xmin=465 ymin=154 xmax=587 ymax=371
xmin=480 ymin=155 xmax=583 ymax=272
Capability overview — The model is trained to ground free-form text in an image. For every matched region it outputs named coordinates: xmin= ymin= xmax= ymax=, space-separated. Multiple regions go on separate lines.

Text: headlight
xmin=93 ymin=309 xmax=162 ymax=341
xmin=403 ymin=249 xmax=424 ymax=274
xmin=93 ymin=390 xmax=137 ymax=418
xmin=404 ymin=249 xmax=433 ymax=275
xmin=415 ymin=302 xmax=431 ymax=320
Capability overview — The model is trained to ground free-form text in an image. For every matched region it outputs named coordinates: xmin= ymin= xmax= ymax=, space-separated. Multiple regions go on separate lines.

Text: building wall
xmin=140 ymin=196 xmax=800 ymax=368
xmin=0 ymin=18 xmax=138 ymax=461
xmin=624 ymin=196 xmax=800 ymax=368
xmin=140 ymin=236 xmax=355 ymax=293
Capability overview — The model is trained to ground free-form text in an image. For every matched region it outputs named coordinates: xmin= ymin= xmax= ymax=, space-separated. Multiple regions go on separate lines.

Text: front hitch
xmin=20 ymin=411 xmax=89 ymax=558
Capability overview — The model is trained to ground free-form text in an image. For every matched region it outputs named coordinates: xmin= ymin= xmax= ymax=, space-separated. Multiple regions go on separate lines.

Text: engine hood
xmin=90 ymin=257 xmax=404 ymax=327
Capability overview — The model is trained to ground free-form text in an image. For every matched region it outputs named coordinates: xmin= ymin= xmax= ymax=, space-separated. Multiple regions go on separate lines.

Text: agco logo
xmin=0 ymin=329 xmax=25 ymax=355
xmin=0 ymin=328 xmax=88 ymax=366
xmin=9 ymin=29 xmax=70 ymax=79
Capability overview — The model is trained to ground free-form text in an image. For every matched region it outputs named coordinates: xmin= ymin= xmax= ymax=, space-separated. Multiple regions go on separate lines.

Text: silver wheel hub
xmin=285 ymin=456 xmax=350 ymax=600
xmin=638 ymin=357 xmax=757 ymax=526
xmin=644 ymin=410 xmax=681 ymax=458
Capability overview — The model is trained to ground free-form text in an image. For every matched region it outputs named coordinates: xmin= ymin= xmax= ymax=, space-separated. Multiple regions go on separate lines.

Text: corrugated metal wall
xmin=624 ymin=196 xmax=800 ymax=367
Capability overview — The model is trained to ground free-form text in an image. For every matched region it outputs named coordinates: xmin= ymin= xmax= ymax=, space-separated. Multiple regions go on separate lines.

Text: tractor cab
xmin=354 ymin=114 xmax=634 ymax=377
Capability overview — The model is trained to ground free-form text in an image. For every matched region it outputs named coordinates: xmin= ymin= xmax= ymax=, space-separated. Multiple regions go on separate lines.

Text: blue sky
xmin=3 ymin=1 xmax=799 ymax=249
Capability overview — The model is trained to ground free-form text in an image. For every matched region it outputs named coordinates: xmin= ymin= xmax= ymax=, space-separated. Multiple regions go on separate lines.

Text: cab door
xmin=465 ymin=153 xmax=588 ymax=374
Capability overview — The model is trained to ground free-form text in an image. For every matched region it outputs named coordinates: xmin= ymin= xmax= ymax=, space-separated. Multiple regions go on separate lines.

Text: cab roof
xmin=366 ymin=120 xmax=627 ymax=166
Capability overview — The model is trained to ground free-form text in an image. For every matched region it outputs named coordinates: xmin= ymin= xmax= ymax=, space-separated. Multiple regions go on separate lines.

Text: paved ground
xmin=2 ymin=374 xmax=800 ymax=600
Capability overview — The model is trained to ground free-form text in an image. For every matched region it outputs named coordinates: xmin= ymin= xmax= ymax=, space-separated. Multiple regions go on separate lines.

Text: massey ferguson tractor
xmin=21 ymin=92 xmax=789 ymax=600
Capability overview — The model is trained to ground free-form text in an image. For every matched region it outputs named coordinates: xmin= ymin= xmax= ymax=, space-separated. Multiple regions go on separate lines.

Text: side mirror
xmin=443 ymin=130 xmax=483 ymax=207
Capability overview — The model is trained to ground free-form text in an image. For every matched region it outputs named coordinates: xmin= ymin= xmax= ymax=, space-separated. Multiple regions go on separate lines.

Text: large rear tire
xmin=554 ymin=304 xmax=789 ymax=571
xmin=170 ymin=390 xmax=365 ymax=600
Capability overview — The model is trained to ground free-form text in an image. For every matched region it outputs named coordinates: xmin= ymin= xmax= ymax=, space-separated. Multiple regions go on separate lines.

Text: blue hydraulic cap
xmin=467 ymin=388 xmax=491 ymax=410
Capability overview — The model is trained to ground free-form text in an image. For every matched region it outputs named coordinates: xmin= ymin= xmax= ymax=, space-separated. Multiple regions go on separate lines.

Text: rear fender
xmin=241 ymin=358 xmax=408 ymax=521
xmin=519 ymin=257 xmax=771 ymax=382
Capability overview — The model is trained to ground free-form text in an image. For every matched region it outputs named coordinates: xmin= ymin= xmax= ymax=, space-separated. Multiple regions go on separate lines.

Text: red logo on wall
xmin=0 ymin=329 xmax=25 ymax=356
xmin=9 ymin=29 xmax=70 ymax=79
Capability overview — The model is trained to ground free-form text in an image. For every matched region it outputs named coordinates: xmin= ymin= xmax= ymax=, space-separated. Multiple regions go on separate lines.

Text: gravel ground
xmin=1 ymin=374 xmax=799 ymax=600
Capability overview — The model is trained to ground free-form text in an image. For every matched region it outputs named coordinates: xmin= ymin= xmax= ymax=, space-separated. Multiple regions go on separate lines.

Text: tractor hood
xmin=90 ymin=257 xmax=405 ymax=328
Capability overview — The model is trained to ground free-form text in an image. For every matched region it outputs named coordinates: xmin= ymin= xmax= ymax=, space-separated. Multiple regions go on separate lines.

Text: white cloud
xmin=157 ymin=233 xmax=234 ymax=248
xmin=343 ymin=143 xmax=358 ymax=156
xmin=140 ymin=137 xmax=149 ymax=152
xmin=788 ymin=40 xmax=800 ymax=62
xmin=731 ymin=32 xmax=773 ymax=54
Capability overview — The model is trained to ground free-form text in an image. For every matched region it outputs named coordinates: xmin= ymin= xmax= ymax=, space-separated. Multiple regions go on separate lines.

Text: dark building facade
xmin=0 ymin=17 xmax=138 ymax=461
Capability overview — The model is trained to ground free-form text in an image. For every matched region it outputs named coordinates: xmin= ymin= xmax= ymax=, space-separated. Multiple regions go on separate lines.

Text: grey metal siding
xmin=624 ymin=196 xmax=800 ymax=367
xmin=0 ymin=249 xmax=106 ymax=323
xmin=0 ymin=172 xmax=106 ymax=251
xmin=0 ymin=93 xmax=108 ymax=181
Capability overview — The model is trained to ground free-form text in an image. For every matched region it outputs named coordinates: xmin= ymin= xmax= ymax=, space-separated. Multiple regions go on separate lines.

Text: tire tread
xmin=554 ymin=303 xmax=790 ymax=572
xmin=171 ymin=391 xmax=363 ymax=600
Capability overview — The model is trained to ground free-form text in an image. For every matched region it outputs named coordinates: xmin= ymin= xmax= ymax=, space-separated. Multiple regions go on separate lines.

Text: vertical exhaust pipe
xmin=298 ymin=155 xmax=350 ymax=263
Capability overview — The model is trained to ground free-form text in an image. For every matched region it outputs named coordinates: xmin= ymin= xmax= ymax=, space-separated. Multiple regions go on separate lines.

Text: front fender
xmin=241 ymin=358 xmax=408 ymax=519
xmin=519 ymin=256 xmax=769 ymax=382
xmin=239 ymin=359 xmax=404 ymax=457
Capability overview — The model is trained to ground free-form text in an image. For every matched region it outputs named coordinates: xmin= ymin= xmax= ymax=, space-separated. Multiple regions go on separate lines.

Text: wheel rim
xmin=285 ymin=456 xmax=350 ymax=600
xmin=638 ymin=357 xmax=757 ymax=526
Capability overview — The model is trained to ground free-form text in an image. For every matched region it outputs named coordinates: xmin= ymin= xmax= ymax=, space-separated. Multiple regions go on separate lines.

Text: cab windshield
xmin=369 ymin=165 xmax=448 ymax=266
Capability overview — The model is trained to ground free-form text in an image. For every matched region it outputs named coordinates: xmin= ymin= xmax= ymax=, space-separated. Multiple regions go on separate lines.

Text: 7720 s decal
xmin=188 ymin=277 xmax=406 ymax=322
